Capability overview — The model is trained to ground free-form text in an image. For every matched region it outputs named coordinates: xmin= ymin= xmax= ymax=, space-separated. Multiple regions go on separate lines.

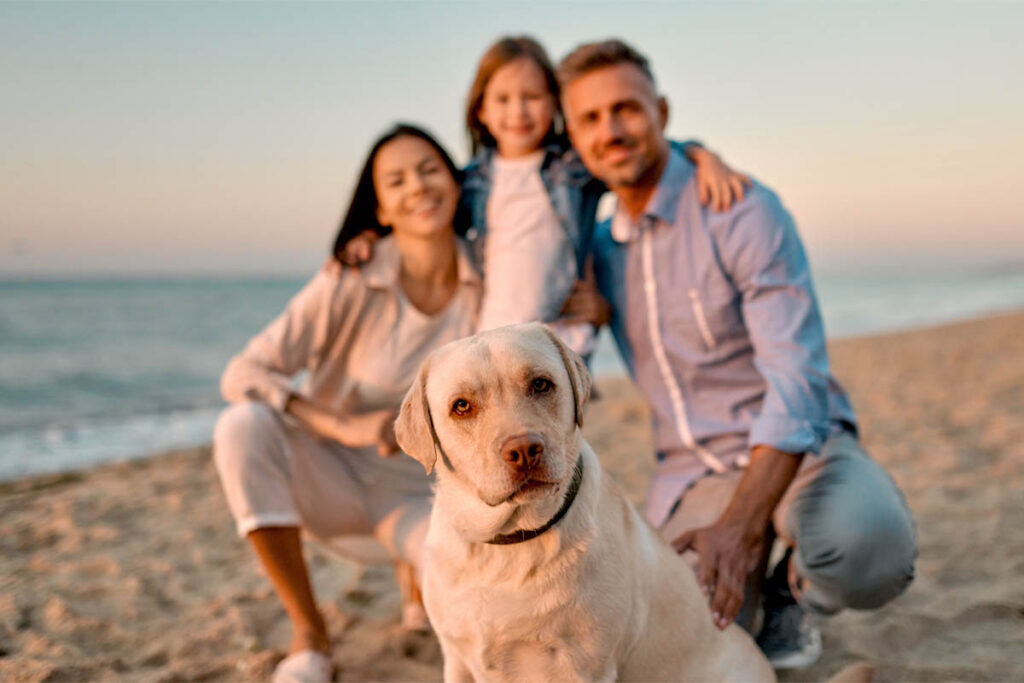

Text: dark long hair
xmin=331 ymin=123 xmax=470 ymax=261
xmin=465 ymin=35 xmax=568 ymax=156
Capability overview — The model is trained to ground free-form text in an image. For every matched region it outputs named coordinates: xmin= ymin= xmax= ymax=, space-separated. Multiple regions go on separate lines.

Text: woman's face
xmin=478 ymin=57 xmax=556 ymax=158
xmin=373 ymin=135 xmax=460 ymax=239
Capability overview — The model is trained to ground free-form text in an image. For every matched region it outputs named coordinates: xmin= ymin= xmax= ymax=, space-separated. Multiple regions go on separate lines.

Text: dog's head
xmin=395 ymin=323 xmax=591 ymax=536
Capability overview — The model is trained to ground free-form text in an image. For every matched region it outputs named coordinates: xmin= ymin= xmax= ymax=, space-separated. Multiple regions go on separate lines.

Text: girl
xmin=215 ymin=124 xmax=480 ymax=682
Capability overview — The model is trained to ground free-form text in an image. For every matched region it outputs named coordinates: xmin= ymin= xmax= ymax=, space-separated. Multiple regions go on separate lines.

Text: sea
xmin=2 ymin=261 xmax=1023 ymax=481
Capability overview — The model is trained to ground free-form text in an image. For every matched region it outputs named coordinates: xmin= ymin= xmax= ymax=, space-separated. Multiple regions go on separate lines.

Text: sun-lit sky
xmin=2 ymin=1 xmax=1022 ymax=275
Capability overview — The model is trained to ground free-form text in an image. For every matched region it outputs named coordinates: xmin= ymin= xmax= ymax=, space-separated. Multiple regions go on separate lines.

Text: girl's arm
xmin=679 ymin=142 xmax=752 ymax=212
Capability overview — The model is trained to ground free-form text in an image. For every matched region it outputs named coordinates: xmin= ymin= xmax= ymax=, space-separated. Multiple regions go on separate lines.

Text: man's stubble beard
xmin=607 ymin=139 xmax=669 ymax=192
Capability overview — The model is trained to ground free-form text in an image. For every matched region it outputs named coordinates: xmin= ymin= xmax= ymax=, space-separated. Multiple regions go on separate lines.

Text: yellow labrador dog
xmin=395 ymin=323 xmax=775 ymax=682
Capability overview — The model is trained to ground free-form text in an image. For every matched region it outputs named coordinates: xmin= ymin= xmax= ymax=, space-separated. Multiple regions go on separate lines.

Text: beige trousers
xmin=212 ymin=401 xmax=432 ymax=569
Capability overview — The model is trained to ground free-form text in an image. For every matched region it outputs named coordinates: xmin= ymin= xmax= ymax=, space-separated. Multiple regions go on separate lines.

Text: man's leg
xmin=772 ymin=430 xmax=916 ymax=614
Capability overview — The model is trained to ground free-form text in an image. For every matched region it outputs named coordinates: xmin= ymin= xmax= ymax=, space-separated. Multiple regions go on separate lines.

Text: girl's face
xmin=478 ymin=57 xmax=556 ymax=158
xmin=373 ymin=135 xmax=459 ymax=240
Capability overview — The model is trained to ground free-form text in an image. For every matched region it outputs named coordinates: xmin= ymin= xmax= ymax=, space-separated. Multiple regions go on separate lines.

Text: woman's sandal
xmin=272 ymin=650 xmax=333 ymax=683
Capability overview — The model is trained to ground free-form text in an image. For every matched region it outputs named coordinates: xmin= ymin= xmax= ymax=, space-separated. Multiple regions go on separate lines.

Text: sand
xmin=2 ymin=310 xmax=1022 ymax=682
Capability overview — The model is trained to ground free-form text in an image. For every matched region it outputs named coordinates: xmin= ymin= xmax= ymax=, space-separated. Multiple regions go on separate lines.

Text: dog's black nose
xmin=500 ymin=433 xmax=545 ymax=470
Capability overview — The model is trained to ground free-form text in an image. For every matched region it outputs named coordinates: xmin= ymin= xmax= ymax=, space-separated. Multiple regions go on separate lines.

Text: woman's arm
xmin=221 ymin=267 xmax=401 ymax=456
xmin=220 ymin=269 xmax=336 ymax=410
xmin=286 ymin=395 xmax=400 ymax=457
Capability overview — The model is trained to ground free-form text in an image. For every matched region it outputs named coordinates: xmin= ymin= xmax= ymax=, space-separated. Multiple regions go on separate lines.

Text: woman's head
xmin=466 ymin=35 xmax=565 ymax=157
xmin=332 ymin=124 xmax=468 ymax=259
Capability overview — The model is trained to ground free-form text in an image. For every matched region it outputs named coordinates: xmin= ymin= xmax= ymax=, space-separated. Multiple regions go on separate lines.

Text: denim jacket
xmin=460 ymin=144 xmax=604 ymax=280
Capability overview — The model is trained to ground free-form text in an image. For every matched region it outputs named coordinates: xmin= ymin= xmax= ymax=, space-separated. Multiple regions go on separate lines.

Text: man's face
xmin=562 ymin=63 xmax=669 ymax=189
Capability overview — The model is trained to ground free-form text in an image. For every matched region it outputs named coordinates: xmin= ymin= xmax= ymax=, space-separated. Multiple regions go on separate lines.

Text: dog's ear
xmin=540 ymin=325 xmax=592 ymax=427
xmin=395 ymin=357 xmax=437 ymax=474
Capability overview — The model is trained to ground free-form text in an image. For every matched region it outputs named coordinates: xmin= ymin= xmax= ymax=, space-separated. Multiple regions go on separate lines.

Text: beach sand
xmin=2 ymin=311 xmax=1022 ymax=681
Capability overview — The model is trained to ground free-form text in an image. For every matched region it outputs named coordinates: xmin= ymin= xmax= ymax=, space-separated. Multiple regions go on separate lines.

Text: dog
xmin=394 ymin=322 xmax=776 ymax=681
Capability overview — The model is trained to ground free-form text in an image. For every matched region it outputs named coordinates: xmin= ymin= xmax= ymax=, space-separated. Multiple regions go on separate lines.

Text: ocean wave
xmin=2 ymin=271 xmax=1022 ymax=481
xmin=0 ymin=407 xmax=224 ymax=482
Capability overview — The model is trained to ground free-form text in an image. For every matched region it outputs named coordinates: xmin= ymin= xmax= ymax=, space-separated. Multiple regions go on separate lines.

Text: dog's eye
xmin=451 ymin=398 xmax=472 ymax=416
xmin=530 ymin=378 xmax=553 ymax=394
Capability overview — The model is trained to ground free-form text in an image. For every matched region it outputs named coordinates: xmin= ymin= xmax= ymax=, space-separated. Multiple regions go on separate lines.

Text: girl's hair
xmin=331 ymin=123 xmax=470 ymax=260
xmin=465 ymin=35 xmax=567 ymax=156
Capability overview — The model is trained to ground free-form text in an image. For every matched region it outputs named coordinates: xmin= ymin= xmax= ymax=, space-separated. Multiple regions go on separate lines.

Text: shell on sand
xmin=1 ymin=311 xmax=1022 ymax=681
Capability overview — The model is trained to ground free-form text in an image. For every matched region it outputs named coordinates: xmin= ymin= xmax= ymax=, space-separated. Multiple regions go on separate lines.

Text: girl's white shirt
xmin=479 ymin=150 xmax=595 ymax=355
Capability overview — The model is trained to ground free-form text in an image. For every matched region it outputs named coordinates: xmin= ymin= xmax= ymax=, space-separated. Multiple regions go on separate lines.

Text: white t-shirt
xmin=477 ymin=151 xmax=595 ymax=355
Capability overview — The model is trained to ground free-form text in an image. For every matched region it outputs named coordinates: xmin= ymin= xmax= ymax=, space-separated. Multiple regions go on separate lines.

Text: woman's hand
xmin=559 ymin=259 xmax=611 ymax=328
xmin=688 ymin=147 xmax=752 ymax=212
xmin=375 ymin=410 xmax=401 ymax=458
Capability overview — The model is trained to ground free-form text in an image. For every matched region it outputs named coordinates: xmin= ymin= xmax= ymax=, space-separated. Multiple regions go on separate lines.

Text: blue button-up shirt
xmin=592 ymin=147 xmax=857 ymax=526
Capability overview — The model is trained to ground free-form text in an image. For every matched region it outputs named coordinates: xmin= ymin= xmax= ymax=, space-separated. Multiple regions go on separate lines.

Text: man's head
xmin=558 ymin=39 xmax=670 ymax=190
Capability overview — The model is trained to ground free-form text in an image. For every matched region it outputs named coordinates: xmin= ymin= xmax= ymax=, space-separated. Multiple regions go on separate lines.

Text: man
xmin=558 ymin=39 xmax=916 ymax=669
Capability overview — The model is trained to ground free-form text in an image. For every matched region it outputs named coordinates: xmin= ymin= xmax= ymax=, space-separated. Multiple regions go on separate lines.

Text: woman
xmin=213 ymin=124 xmax=480 ymax=682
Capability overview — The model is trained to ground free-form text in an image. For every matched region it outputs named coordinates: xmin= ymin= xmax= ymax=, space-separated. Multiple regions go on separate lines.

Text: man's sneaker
xmin=756 ymin=549 xmax=822 ymax=670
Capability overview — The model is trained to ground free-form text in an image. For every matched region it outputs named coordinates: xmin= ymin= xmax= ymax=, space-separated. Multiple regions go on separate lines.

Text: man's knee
xmin=796 ymin=497 xmax=916 ymax=610
xmin=212 ymin=401 xmax=280 ymax=471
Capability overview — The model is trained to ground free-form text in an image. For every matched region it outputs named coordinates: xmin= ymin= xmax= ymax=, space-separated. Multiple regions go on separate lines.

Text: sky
xmin=2 ymin=1 xmax=1022 ymax=275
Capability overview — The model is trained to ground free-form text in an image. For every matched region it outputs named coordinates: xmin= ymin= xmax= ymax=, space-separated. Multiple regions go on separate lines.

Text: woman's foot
xmin=273 ymin=650 xmax=333 ymax=683
xmin=289 ymin=614 xmax=331 ymax=655
xmin=393 ymin=560 xmax=431 ymax=632
xmin=401 ymin=601 xmax=430 ymax=632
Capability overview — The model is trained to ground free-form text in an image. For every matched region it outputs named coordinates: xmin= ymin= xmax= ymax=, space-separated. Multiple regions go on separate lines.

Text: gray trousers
xmin=659 ymin=431 xmax=916 ymax=615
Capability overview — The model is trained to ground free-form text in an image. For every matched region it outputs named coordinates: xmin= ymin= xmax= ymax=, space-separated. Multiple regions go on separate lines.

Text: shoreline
xmin=3 ymin=306 xmax=1022 ymax=486
xmin=2 ymin=310 xmax=1022 ymax=681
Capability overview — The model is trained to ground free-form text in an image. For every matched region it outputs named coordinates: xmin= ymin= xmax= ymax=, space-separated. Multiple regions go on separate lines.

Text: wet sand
xmin=2 ymin=310 xmax=1022 ymax=681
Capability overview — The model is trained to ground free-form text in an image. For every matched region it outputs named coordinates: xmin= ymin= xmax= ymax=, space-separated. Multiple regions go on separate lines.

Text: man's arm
xmin=674 ymin=185 xmax=831 ymax=629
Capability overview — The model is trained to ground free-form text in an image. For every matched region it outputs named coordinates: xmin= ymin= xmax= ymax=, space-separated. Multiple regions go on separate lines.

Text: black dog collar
xmin=485 ymin=458 xmax=584 ymax=546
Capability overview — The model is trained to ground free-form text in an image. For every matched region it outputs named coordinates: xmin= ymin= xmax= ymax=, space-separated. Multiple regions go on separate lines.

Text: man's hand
xmin=672 ymin=518 xmax=768 ymax=630
xmin=559 ymin=259 xmax=611 ymax=328
xmin=333 ymin=229 xmax=380 ymax=269
xmin=672 ymin=444 xmax=804 ymax=630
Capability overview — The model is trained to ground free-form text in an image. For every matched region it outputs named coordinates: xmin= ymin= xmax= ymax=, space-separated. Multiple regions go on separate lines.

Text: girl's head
xmin=332 ymin=123 xmax=469 ymax=259
xmin=466 ymin=36 xmax=565 ymax=158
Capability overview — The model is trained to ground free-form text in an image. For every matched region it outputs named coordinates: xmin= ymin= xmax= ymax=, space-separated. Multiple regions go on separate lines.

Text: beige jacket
xmin=221 ymin=236 xmax=481 ymax=447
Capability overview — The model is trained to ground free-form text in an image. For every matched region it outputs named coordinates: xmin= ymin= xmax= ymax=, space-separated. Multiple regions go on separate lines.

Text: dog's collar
xmin=485 ymin=457 xmax=584 ymax=546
